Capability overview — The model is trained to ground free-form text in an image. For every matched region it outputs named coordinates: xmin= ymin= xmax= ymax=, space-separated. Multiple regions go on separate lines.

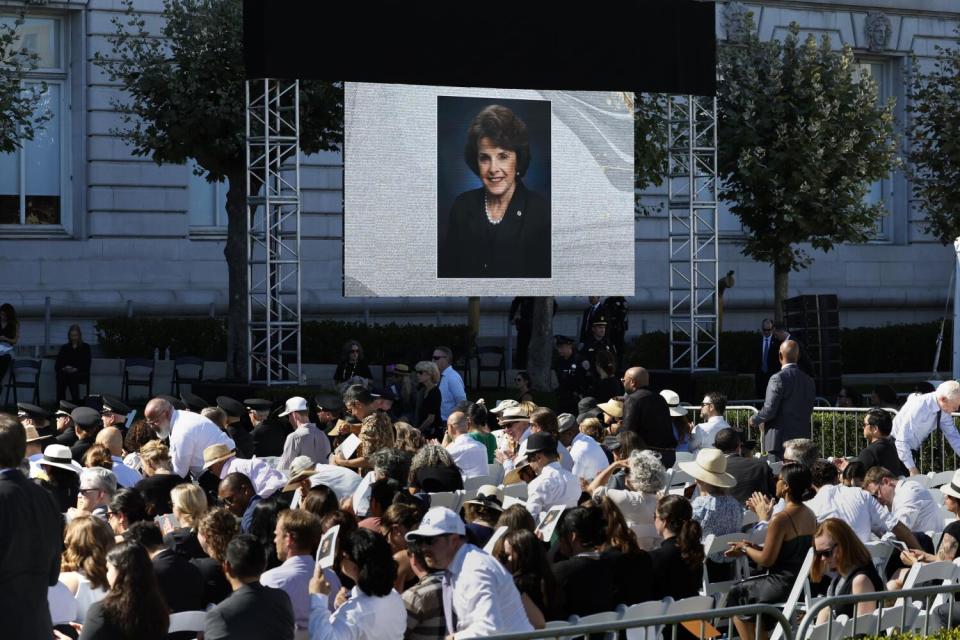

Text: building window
xmin=0 ymin=16 xmax=68 ymax=230
xmin=186 ymin=160 xmax=229 ymax=231
xmin=855 ymin=60 xmax=894 ymax=241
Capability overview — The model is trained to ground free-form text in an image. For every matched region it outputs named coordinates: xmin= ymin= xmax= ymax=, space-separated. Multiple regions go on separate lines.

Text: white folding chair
xmin=742 ymin=510 xmax=759 ymax=526
xmin=429 ymin=490 xmax=466 ymax=512
xmin=624 ymin=598 xmax=669 ymax=640
xmin=930 ymin=487 xmax=946 ymax=507
xmin=929 ymin=470 xmax=956 ymax=489
xmin=864 ymin=541 xmax=894 ymax=576
xmin=770 ymin=548 xmax=815 ymax=640
xmin=464 ymin=475 xmax=494 ymax=494
xmin=501 ymin=482 xmax=528 ymax=500
xmin=487 ymin=462 xmax=505 ymax=485
xmin=802 ymin=615 xmax=849 ymax=640
xmin=674 ymin=451 xmax=695 ymax=464
xmin=663 ymin=595 xmax=715 ymax=639
xmin=768 ymin=461 xmax=784 ymax=475
xmin=168 ymin=610 xmax=206 ymax=634
xmin=570 ymin=608 xmax=625 ymax=640
xmin=669 ymin=468 xmax=694 ymax=487
xmin=701 ymin=534 xmax=750 ymax=600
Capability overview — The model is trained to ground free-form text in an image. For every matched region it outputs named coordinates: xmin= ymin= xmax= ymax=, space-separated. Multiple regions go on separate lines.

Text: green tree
xmin=908 ymin=26 xmax=960 ymax=244
xmin=0 ymin=14 xmax=51 ymax=153
xmin=94 ymin=0 xmax=342 ymax=379
xmin=718 ymin=19 xmax=898 ymax=318
xmin=634 ymin=92 xmax=668 ymax=217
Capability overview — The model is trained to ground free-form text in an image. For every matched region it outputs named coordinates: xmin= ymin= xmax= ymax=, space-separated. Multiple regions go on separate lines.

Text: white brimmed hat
xmin=405 ymin=507 xmax=466 ymax=541
xmin=39 ymin=444 xmax=82 ymax=474
xmin=941 ymin=470 xmax=960 ymax=501
xmin=491 ymin=399 xmax=521 ymax=415
xmin=279 ymin=396 xmax=309 ymax=417
xmin=498 ymin=406 xmax=530 ymax=423
xmin=282 ymin=456 xmax=317 ymax=491
xmin=659 ymin=389 xmax=688 ymax=418
xmin=679 ymin=448 xmax=737 ymax=488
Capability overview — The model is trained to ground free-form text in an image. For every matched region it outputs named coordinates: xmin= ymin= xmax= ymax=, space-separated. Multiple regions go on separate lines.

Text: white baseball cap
xmin=278 ymin=396 xmax=309 ymax=417
xmin=404 ymin=507 xmax=466 ymax=541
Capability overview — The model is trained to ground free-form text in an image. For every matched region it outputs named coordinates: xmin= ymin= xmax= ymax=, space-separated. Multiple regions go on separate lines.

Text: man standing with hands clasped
xmin=748 ymin=340 xmax=815 ymax=459
xmin=891 ymin=380 xmax=960 ymax=476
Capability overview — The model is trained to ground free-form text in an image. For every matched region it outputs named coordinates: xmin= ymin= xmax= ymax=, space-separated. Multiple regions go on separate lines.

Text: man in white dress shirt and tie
xmin=891 ymin=380 xmax=960 ymax=476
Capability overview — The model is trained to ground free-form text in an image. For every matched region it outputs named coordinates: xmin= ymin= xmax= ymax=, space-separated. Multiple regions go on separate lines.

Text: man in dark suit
xmin=579 ymin=296 xmax=604 ymax=345
xmin=621 ymin=366 xmax=677 ymax=468
xmin=0 ymin=415 xmax=63 ymax=639
xmin=205 ymin=534 xmax=294 ymax=640
xmin=772 ymin=321 xmax=815 ymax=379
xmin=715 ymin=428 xmax=776 ymax=503
xmin=125 ymin=521 xmax=204 ymax=614
xmin=755 ymin=318 xmax=780 ymax=398
xmin=749 ymin=340 xmax=816 ymax=458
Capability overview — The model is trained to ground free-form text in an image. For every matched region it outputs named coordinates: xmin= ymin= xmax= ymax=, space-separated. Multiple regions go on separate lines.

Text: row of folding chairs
xmin=543 ymin=595 xmax=714 ymax=640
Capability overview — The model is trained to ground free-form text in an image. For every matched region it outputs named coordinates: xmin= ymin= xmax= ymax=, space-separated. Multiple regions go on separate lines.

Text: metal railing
xmin=796 ymin=583 xmax=960 ymax=640
xmin=684 ymin=405 xmax=761 ymax=443
xmin=483 ymin=603 xmax=793 ymax=640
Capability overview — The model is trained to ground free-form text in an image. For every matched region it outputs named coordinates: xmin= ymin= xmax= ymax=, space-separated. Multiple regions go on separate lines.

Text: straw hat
xmin=678 ymin=448 xmax=737 ymax=488
xmin=498 ymin=406 xmax=530 ymax=423
xmin=282 ymin=456 xmax=317 ymax=491
xmin=491 ymin=399 xmax=521 ymax=415
xmin=25 ymin=425 xmax=53 ymax=444
xmin=202 ymin=443 xmax=237 ymax=470
xmin=659 ymin=389 xmax=687 ymax=417
xmin=941 ymin=470 xmax=960 ymax=501
xmin=596 ymin=398 xmax=623 ymax=419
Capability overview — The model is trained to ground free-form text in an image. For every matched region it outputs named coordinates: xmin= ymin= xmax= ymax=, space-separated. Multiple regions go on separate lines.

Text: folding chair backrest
xmin=702 ymin=533 xmax=750 ymax=597
xmin=501 ymin=482 xmax=528 ymax=500
xmin=903 ymin=474 xmax=931 ymax=488
xmin=929 ymin=470 xmax=956 ymax=489
xmin=464 ymin=475 xmax=494 ymax=494
xmin=429 ymin=491 xmax=465 ymax=512
xmin=624 ymin=598 xmax=669 ymax=640
xmin=864 ymin=541 xmax=894 ymax=576
xmin=487 ymin=462 xmax=505 ymax=485
xmin=674 ymin=452 xmax=695 ymax=464
xmin=902 ymin=560 xmax=958 ymax=589
xmin=168 ymin=610 xmax=206 ymax=633
xmin=770 ymin=548 xmax=815 ymax=640
xmin=804 ymin=616 xmax=849 ymax=640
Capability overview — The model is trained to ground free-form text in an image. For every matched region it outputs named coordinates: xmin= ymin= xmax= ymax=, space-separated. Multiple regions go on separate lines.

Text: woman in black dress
xmin=648 ymin=494 xmax=704 ymax=601
xmin=0 ymin=303 xmax=19 ymax=385
xmin=810 ymin=518 xmax=884 ymax=624
xmin=56 ymin=324 xmax=92 ymax=402
xmin=415 ymin=360 xmax=442 ymax=439
xmin=724 ymin=463 xmax=817 ymax=640
xmin=333 ymin=340 xmax=373 ymax=387
xmin=78 ymin=542 xmax=169 ymax=640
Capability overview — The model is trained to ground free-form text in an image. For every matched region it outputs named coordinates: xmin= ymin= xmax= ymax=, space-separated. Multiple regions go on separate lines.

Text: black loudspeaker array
xmin=782 ymin=295 xmax=842 ymax=398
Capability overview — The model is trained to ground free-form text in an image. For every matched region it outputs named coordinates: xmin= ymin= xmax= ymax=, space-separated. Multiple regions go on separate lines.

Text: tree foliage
xmin=0 ymin=14 xmax=51 ymax=154
xmin=908 ymin=26 xmax=960 ymax=244
xmin=634 ymin=92 xmax=668 ymax=216
xmin=717 ymin=17 xmax=898 ymax=313
xmin=94 ymin=0 xmax=343 ymax=378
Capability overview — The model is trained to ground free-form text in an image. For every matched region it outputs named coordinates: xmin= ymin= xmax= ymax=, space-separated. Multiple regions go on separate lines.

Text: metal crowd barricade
xmin=796 ymin=583 xmax=960 ymax=640
xmin=683 ymin=405 xmax=760 ymax=444
xmin=483 ymin=603 xmax=793 ymax=640
xmin=808 ymin=407 xmax=897 ymax=464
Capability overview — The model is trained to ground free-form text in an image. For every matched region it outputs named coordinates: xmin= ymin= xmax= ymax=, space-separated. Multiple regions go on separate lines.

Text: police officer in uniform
xmin=576 ymin=315 xmax=617 ymax=393
xmin=603 ymin=296 xmax=628 ymax=370
xmin=553 ymin=335 xmax=581 ymax=415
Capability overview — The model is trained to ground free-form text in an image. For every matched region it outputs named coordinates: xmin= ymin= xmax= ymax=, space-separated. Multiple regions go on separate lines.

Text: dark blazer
xmin=579 ymin=302 xmax=604 ymax=345
xmin=77 ymin=601 xmax=125 ymax=640
xmin=725 ymin=453 xmax=777 ymax=503
xmin=855 ymin=438 xmax=908 ymax=477
xmin=0 ymin=468 xmax=63 ymax=639
xmin=204 ymin=582 xmax=294 ymax=640
xmin=71 ymin=437 xmax=95 ymax=463
xmin=192 ymin=556 xmax=232 ymax=607
xmin=153 ymin=548 xmax=204 ymax=613
xmin=755 ymin=336 xmax=781 ymax=396
xmin=252 ymin=421 xmax=289 ymax=458
xmin=648 ymin=537 xmax=702 ymax=601
xmin=164 ymin=527 xmax=206 ymax=560
xmin=439 ymin=181 xmax=550 ymax=278
xmin=56 ymin=425 xmax=78 ymax=447
xmin=783 ymin=335 xmax=816 ymax=379
xmin=755 ymin=364 xmax=816 ymax=456
xmin=622 ymin=387 xmax=677 ymax=450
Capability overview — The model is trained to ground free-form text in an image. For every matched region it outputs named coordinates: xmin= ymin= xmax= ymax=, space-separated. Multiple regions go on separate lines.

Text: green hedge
xmin=628 ymin=321 xmax=951 ymax=374
xmin=96 ymin=317 xmax=471 ymax=366
xmin=850 ymin=629 xmax=960 ymax=640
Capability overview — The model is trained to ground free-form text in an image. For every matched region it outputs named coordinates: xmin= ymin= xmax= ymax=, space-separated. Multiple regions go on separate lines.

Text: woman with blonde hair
xmin=414 ymin=360 xmax=441 ymax=438
xmin=134 ymin=440 xmax=188 ymax=516
xmin=59 ymin=515 xmax=114 ymax=623
xmin=811 ymin=518 xmax=883 ymax=623
xmin=163 ymin=483 xmax=209 ymax=559
xmin=579 ymin=417 xmax=605 ymax=443
xmin=334 ymin=411 xmax=395 ymax=472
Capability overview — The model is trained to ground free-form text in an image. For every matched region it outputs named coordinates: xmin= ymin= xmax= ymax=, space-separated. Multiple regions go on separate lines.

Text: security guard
xmin=576 ymin=315 xmax=617 ymax=392
xmin=603 ymin=296 xmax=628 ymax=369
xmin=553 ymin=335 xmax=581 ymax=415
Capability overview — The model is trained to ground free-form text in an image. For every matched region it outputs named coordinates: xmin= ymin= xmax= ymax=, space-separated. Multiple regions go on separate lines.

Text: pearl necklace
xmin=484 ymin=192 xmax=504 ymax=225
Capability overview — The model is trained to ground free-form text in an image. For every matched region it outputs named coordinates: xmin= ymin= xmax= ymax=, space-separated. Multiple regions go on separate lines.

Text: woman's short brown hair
xmin=463 ymin=105 xmax=531 ymax=177
xmin=197 ymin=507 xmax=239 ymax=563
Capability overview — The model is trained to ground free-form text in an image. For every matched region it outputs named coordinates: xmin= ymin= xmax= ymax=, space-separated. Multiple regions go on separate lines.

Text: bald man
xmin=144 ymin=397 xmax=234 ymax=478
xmin=94 ymin=427 xmax=141 ymax=487
xmin=749 ymin=340 xmax=816 ymax=458
xmin=621 ymin=366 xmax=677 ymax=468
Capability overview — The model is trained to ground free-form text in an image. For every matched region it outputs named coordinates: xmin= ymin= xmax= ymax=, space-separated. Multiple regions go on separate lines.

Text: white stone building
xmin=1 ymin=0 xmax=958 ymax=355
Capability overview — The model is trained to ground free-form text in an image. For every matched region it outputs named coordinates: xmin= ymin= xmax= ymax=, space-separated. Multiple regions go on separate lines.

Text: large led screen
xmin=344 ymin=82 xmax=635 ymax=297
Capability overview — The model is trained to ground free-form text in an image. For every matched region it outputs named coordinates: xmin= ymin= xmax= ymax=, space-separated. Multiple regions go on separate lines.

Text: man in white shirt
xmin=144 ymin=397 xmax=235 ymax=478
xmin=444 ymin=411 xmax=488 ymax=480
xmin=433 ymin=346 xmax=467 ymax=422
xmin=203 ymin=443 xmax=287 ymax=499
xmin=93 ymin=426 xmax=141 ymax=488
xmin=807 ymin=460 xmax=920 ymax=548
xmin=693 ymin=392 xmax=731 ymax=452
xmin=525 ymin=433 xmax=582 ymax=520
xmin=864 ymin=466 xmax=944 ymax=534
xmin=891 ymin=380 xmax=960 ymax=476
xmin=557 ymin=413 xmax=608 ymax=481
xmin=277 ymin=396 xmax=331 ymax=471
xmin=405 ymin=507 xmax=532 ymax=638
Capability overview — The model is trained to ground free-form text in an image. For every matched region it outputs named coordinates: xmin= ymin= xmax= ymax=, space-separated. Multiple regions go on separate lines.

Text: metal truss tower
xmin=668 ymin=95 xmax=719 ymax=372
xmin=246 ymin=79 xmax=302 ymax=385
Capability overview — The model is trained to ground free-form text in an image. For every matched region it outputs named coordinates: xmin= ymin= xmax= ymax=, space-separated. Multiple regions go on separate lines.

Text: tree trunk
xmin=467 ymin=297 xmax=480 ymax=345
xmin=528 ymin=297 xmax=554 ymax=391
xmin=773 ymin=262 xmax=790 ymax=322
xmin=224 ymin=170 xmax=249 ymax=381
